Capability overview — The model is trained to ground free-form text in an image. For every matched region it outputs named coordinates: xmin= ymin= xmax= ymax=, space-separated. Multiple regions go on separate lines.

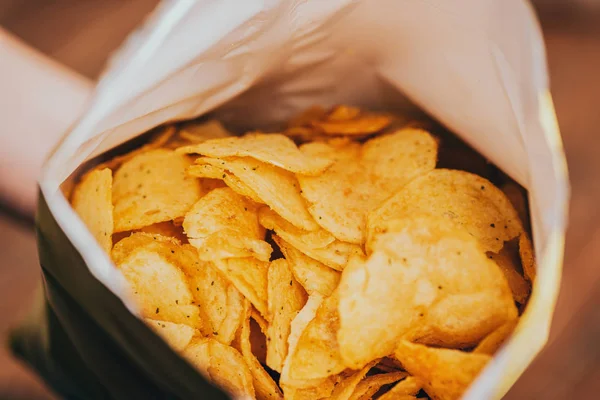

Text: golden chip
xmin=249 ymin=316 xmax=267 ymax=365
xmin=213 ymin=257 xmax=269 ymax=319
xmin=183 ymin=337 xmax=255 ymax=399
xmin=378 ymin=377 xmax=423 ymax=400
xmin=395 ymin=340 xmax=491 ymax=400
xmin=474 ymin=319 xmax=517 ymax=355
xmin=178 ymin=132 xmax=333 ymax=175
xmin=112 ymin=233 xmax=202 ymax=327
xmin=187 ymin=162 xmax=263 ymax=203
xmin=237 ymin=301 xmax=284 ymax=400
xmin=502 ymin=182 xmax=530 ymax=232
xmin=178 ymin=120 xmax=233 ymax=144
xmin=274 ymin=235 xmax=341 ymax=297
xmin=137 ymin=221 xmax=188 ymax=243
xmin=311 ymin=105 xmax=392 ymax=136
xmin=193 ymin=157 xmax=319 ymax=231
xmin=183 ymin=187 xmax=271 ymax=261
xmin=337 ymin=215 xmax=517 ymax=369
xmin=266 ymin=259 xmax=308 ymax=372
xmin=328 ymin=360 xmax=379 ymax=400
xmin=367 ymin=169 xmax=524 ymax=254
xmin=259 ymin=208 xmax=364 ymax=271
xmin=112 ymin=149 xmax=202 ymax=232
xmin=144 ymin=319 xmax=196 ymax=352
xmin=487 ymin=241 xmax=530 ymax=304
xmin=285 ymin=291 xmax=345 ymax=381
xmin=71 ymin=168 xmax=114 ymax=254
xmin=520 ymin=232 xmax=536 ymax=283
xmin=298 ymin=128 xmax=437 ymax=243
xmin=349 ymin=371 xmax=408 ymax=400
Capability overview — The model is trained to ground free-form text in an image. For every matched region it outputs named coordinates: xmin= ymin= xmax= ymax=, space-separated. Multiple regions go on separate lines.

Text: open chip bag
xmin=12 ymin=0 xmax=569 ymax=399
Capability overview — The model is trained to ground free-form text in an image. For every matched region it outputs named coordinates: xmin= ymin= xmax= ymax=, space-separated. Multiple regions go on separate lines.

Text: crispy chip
xmin=266 ymin=259 xmax=308 ymax=372
xmin=378 ymin=377 xmax=423 ymax=400
xmin=285 ymin=292 xmax=345 ymax=381
xmin=299 ymin=129 xmax=437 ymax=243
xmin=259 ymin=208 xmax=363 ymax=271
xmin=71 ymin=168 xmax=114 ymax=254
xmin=311 ymin=105 xmax=392 ymax=136
xmin=187 ymin=162 xmax=264 ymax=203
xmin=184 ymin=337 xmax=255 ymax=399
xmin=178 ymin=120 xmax=233 ymax=143
xmin=329 ymin=360 xmax=379 ymax=400
xmin=274 ymin=235 xmax=341 ymax=297
xmin=249 ymin=317 xmax=267 ymax=365
xmin=112 ymin=233 xmax=203 ymax=327
xmin=237 ymin=301 xmax=284 ymax=400
xmin=338 ymin=215 xmax=517 ymax=369
xmin=474 ymin=319 xmax=517 ymax=355
xmin=178 ymin=132 xmax=333 ymax=175
xmin=183 ymin=187 xmax=271 ymax=261
xmin=137 ymin=221 xmax=188 ymax=243
xmin=193 ymin=157 xmax=319 ymax=231
xmin=175 ymin=248 xmax=245 ymax=344
xmin=395 ymin=341 xmax=491 ymax=400
xmin=520 ymin=232 xmax=536 ymax=283
xmin=112 ymin=149 xmax=202 ymax=232
xmin=502 ymin=182 xmax=530 ymax=232
xmin=288 ymin=106 xmax=328 ymax=128
xmin=144 ymin=319 xmax=196 ymax=352
xmin=487 ymin=241 xmax=530 ymax=304
xmin=213 ymin=258 xmax=269 ymax=319
xmin=367 ymin=169 xmax=524 ymax=254
xmin=349 ymin=371 xmax=408 ymax=400
xmin=201 ymin=178 xmax=227 ymax=192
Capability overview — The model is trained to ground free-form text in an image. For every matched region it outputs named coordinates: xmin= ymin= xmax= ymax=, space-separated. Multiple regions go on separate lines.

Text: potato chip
xmin=520 ymin=232 xmax=536 ymax=283
xmin=112 ymin=233 xmax=202 ymax=327
xmin=144 ymin=319 xmax=196 ymax=352
xmin=311 ymin=105 xmax=392 ymax=136
xmin=285 ymin=291 xmax=345 ymax=381
xmin=213 ymin=257 xmax=269 ymax=318
xmin=201 ymin=178 xmax=227 ymax=192
xmin=328 ymin=360 xmax=379 ymax=400
xmin=183 ymin=187 xmax=271 ymax=261
xmin=71 ymin=168 xmax=114 ymax=254
xmin=367 ymin=169 xmax=524 ymax=254
xmin=274 ymin=235 xmax=341 ymax=297
xmin=187 ymin=162 xmax=263 ymax=203
xmin=487 ymin=241 xmax=530 ymax=304
xmin=193 ymin=157 xmax=319 ymax=231
xmin=349 ymin=371 xmax=408 ymax=400
xmin=184 ymin=337 xmax=255 ymax=399
xmin=237 ymin=302 xmax=284 ymax=400
xmin=502 ymin=182 xmax=530 ymax=232
xmin=299 ymin=128 xmax=437 ymax=243
xmin=474 ymin=319 xmax=517 ymax=355
xmin=266 ymin=259 xmax=308 ymax=372
xmin=395 ymin=340 xmax=491 ymax=400
xmin=337 ymin=215 xmax=517 ymax=369
xmin=378 ymin=377 xmax=423 ymax=400
xmin=178 ymin=132 xmax=333 ymax=175
xmin=259 ymin=208 xmax=363 ymax=271
xmin=178 ymin=120 xmax=233 ymax=143
xmin=174 ymin=246 xmax=245 ymax=344
xmin=288 ymin=106 xmax=328 ymax=128
xmin=137 ymin=221 xmax=188 ymax=243
xmin=249 ymin=317 xmax=267 ymax=365
xmin=112 ymin=149 xmax=202 ymax=232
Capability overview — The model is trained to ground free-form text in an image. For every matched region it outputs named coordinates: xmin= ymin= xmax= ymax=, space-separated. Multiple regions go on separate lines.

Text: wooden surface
xmin=1 ymin=1 xmax=599 ymax=399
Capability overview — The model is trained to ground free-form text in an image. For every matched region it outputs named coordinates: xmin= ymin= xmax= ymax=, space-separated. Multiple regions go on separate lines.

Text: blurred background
xmin=0 ymin=0 xmax=599 ymax=399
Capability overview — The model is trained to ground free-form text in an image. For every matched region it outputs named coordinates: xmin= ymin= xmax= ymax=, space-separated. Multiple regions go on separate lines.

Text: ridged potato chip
xmin=178 ymin=132 xmax=332 ymax=175
xmin=184 ymin=337 xmax=255 ymax=399
xmin=367 ymin=169 xmax=524 ymax=254
xmin=349 ymin=371 xmax=408 ymax=400
xmin=338 ymin=215 xmax=517 ymax=369
xmin=112 ymin=234 xmax=204 ymax=328
xmin=298 ymin=128 xmax=437 ymax=243
xmin=266 ymin=259 xmax=308 ymax=372
xmin=274 ymin=235 xmax=340 ymax=297
xmin=237 ymin=301 xmax=284 ymax=400
xmin=395 ymin=341 xmax=491 ymax=400
xmin=193 ymin=157 xmax=319 ymax=231
xmin=183 ymin=187 xmax=271 ymax=262
xmin=259 ymin=208 xmax=363 ymax=271
xmin=378 ymin=377 xmax=423 ymax=400
xmin=112 ymin=149 xmax=202 ymax=232
xmin=71 ymin=168 xmax=114 ymax=254
xmin=311 ymin=105 xmax=392 ymax=136
xmin=213 ymin=257 xmax=269 ymax=319
xmin=285 ymin=291 xmax=345 ymax=381
xmin=144 ymin=319 xmax=196 ymax=352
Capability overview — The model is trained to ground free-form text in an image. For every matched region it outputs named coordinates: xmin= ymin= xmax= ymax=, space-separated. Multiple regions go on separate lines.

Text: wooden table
xmin=1 ymin=1 xmax=599 ymax=399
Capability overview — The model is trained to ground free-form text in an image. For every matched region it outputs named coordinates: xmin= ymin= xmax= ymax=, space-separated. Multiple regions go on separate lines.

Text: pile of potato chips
xmin=71 ymin=106 xmax=535 ymax=400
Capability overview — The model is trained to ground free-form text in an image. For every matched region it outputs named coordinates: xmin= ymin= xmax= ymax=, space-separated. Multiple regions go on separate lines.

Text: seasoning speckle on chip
xmin=70 ymin=105 xmax=535 ymax=400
